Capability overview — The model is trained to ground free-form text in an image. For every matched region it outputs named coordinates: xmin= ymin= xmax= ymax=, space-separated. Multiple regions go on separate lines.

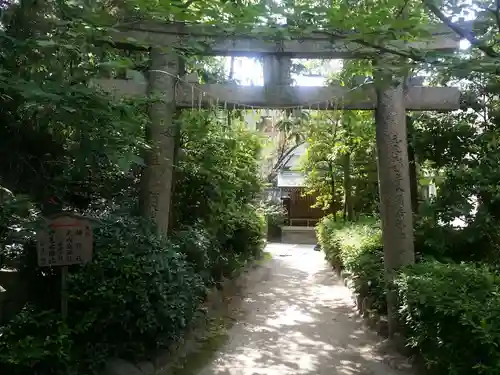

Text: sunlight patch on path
xmin=195 ymin=244 xmax=414 ymax=375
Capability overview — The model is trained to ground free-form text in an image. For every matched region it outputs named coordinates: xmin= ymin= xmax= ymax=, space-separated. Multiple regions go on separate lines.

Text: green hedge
xmin=0 ymin=211 xmax=265 ymax=375
xmin=317 ymin=215 xmax=500 ymax=375
xmin=397 ymin=262 xmax=500 ymax=375
xmin=316 ymin=216 xmax=386 ymax=313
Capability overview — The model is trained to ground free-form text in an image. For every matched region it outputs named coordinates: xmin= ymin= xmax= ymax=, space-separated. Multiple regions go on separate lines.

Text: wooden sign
xmin=36 ymin=214 xmax=93 ymax=267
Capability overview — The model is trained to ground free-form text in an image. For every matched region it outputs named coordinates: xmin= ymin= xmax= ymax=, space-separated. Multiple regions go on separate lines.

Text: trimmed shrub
xmin=318 ymin=215 xmax=500 ymax=375
xmin=341 ymin=230 xmax=386 ymax=314
xmin=316 ymin=216 xmax=386 ymax=313
xmin=219 ymin=205 xmax=265 ymax=259
xmin=316 ymin=215 xmax=344 ymax=269
xmin=396 ymin=261 xmax=500 ymax=375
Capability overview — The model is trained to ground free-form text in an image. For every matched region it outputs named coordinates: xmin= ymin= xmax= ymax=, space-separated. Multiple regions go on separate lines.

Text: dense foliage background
xmin=0 ymin=3 xmax=267 ymax=372
xmin=3 ymin=0 xmax=500 ymax=373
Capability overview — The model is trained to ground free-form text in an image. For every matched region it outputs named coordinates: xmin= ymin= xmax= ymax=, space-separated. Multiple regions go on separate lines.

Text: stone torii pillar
xmin=373 ymin=57 xmax=415 ymax=337
xmin=140 ymin=48 xmax=178 ymax=235
xmin=262 ymin=55 xmax=293 ymax=86
xmin=262 ymin=55 xmax=294 ymax=121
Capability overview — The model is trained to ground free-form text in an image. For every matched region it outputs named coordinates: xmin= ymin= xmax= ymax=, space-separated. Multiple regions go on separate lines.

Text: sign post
xmin=61 ymin=265 xmax=69 ymax=320
xmin=36 ymin=213 xmax=94 ymax=321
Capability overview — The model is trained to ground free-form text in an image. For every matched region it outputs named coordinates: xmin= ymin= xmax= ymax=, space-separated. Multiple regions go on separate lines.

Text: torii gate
xmin=94 ymin=21 xmax=461 ymax=285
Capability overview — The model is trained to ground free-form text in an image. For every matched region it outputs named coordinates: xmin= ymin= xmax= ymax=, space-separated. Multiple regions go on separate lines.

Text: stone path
xmin=196 ymin=243 xmax=415 ymax=375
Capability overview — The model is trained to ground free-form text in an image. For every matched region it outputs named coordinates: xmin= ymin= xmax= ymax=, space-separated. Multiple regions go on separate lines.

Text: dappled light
xmin=197 ymin=244 xmax=411 ymax=375
xmin=1 ymin=0 xmax=500 ymax=374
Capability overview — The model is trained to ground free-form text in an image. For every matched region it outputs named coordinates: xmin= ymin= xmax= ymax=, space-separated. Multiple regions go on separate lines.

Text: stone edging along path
xmin=101 ymin=259 xmax=272 ymax=375
xmin=337 ymin=268 xmax=390 ymax=337
xmin=336 ymin=267 xmax=417 ymax=363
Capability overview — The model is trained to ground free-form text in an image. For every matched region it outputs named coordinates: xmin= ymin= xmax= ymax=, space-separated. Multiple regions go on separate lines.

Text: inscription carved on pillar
xmin=373 ymin=58 xmax=415 ymax=337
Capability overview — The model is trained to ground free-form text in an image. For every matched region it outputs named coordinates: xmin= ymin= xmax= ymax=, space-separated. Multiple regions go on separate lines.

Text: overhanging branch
xmin=422 ymin=0 xmax=499 ymax=58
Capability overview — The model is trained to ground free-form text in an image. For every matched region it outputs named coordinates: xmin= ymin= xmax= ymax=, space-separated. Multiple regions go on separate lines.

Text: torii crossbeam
xmin=92 ymin=77 xmax=461 ymax=111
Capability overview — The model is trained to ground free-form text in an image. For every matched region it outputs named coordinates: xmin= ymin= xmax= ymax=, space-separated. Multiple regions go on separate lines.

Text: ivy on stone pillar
xmin=140 ymin=47 xmax=178 ymax=235
xmin=373 ymin=57 xmax=415 ymax=337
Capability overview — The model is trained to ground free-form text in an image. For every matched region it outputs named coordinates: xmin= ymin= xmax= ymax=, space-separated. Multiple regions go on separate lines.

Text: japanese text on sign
xmin=36 ymin=214 xmax=93 ymax=267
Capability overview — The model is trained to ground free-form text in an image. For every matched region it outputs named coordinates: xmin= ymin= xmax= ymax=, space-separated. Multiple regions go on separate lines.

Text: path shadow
xmin=198 ymin=248 xmax=413 ymax=375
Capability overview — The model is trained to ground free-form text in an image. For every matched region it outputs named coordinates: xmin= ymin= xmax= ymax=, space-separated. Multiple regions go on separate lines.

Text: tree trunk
xmin=343 ymin=152 xmax=354 ymax=222
xmin=373 ymin=59 xmax=415 ymax=338
xmin=329 ymin=162 xmax=337 ymax=218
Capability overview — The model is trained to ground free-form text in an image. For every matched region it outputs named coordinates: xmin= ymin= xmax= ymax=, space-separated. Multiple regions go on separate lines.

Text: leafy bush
xmin=413 ymin=217 xmax=464 ymax=262
xmin=0 ymin=107 xmax=267 ymax=375
xmin=0 ymin=192 xmax=37 ymax=268
xmin=218 ymin=205 xmax=265 ymax=261
xmin=413 ymin=215 xmax=499 ymax=264
xmin=172 ymin=111 xmax=262 ymax=230
xmin=171 ymin=223 xmax=221 ymax=285
xmin=396 ymin=261 xmax=500 ymax=375
xmin=0 ymin=206 xmax=266 ymax=373
xmin=256 ymin=200 xmax=287 ymax=240
xmin=341 ymin=230 xmax=386 ymax=314
xmin=316 ymin=215 xmax=344 ymax=269
xmin=0 ymin=308 xmax=74 ymax=375
xmin=0 ymin=216 xmax=207 ymax=374
xmin=69 ymin=216 xmax=205 ymax=362
xmin=318 ymin=215 xmax=500 ymax=375
xmin=316 ymin=216 xmax=386 ymax=313
xmin=173 ymin=204 xmax=265 ymax=285
xmin=257 ymin=200 xmax=287 ymax=227
xmin=170 ymin=111 xmax=265 ymax=279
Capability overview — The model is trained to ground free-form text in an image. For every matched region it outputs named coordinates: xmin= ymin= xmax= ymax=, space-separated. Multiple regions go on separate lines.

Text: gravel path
xmin=196 ymin=243 xmax=415 ymax=375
